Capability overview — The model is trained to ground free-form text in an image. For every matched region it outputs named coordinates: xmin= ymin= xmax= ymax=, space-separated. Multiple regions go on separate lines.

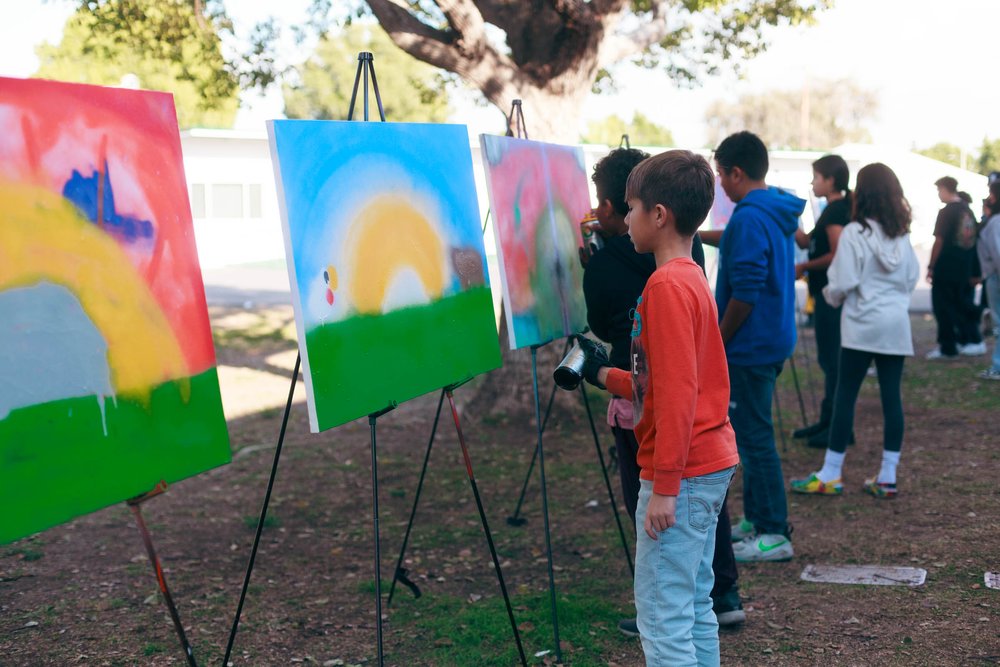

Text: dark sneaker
xmin=618 ymin=617 xmax=639 ymax=637
xmin=712 ymin=586 xmax=746 ymax=627
xmin=792 ymin=421 xmax=827 ymax=439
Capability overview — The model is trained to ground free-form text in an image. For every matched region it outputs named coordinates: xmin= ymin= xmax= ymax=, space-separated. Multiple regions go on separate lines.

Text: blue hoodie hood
xmin=716 ymin=186 xmax=806 ymax=366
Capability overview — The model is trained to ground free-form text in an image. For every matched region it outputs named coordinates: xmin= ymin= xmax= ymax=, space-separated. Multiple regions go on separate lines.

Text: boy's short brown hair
xmin=934 ymin=176 xmax=958 ymax=193
xmin=624 ymin=150 xmax=714 ymax=236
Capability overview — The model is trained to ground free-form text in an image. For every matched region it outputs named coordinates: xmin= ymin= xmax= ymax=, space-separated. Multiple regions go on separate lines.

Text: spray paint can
xmin=580 ymin=210 xmax=603 ymax=259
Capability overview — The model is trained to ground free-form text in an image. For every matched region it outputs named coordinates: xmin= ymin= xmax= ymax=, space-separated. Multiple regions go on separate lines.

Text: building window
xmin=212 ymin=184 xmax=243 ymax=218
xmin=190 ymin=183 xmax=206 ymax=218
xmin=248 ymin=184 xmax=262 ymax=218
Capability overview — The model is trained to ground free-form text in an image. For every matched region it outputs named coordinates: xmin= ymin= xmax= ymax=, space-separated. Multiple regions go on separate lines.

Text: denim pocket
xmin=688 ymin=495 xmax=712 ymax=533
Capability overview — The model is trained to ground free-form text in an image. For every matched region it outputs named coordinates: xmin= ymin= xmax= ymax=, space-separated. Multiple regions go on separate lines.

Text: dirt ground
xmin=2 ymin=308 xmax=999 ymax=666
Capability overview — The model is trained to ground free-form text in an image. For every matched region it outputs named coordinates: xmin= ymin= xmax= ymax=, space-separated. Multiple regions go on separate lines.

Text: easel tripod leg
xmin=446 ymin=390 xmax=528 ymax=667
xmin=223 ymin=353 xmax=300 ymax=666
xmin=507 ymin=378 xmax=558 ymax=526
xmin=387 ymin=390 xmax=445 ymax=607
xmin=578 ymin=384 xmax=634 ymax=577
xmin=127 ymin=488 xmax=197 ymax=667
xmin=531 ymin=347 xmax=562 ymax=663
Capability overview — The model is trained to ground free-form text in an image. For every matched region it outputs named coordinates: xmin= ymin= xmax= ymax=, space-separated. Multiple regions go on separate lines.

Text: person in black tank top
xmin=792 ymin=155 xmax=851 ymax=447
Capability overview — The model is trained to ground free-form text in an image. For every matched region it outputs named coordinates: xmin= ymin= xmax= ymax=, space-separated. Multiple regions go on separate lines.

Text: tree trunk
xmin=460 ymin=304 xmax=584 ymax=425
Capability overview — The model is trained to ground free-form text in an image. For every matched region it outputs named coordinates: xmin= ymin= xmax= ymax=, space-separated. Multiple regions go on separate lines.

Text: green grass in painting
xmin=305 ymin=287 xmax=500 ymax=431
xmin=0 ymin=369 xmax=230 ymax=544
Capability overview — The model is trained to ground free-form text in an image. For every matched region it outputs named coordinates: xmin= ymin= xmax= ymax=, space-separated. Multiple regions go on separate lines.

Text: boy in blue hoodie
xmin=700 ymin=131 xmax=805 ymax=562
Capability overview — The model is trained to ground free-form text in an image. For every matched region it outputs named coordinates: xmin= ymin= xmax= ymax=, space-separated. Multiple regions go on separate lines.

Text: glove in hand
xmin=576 ymin=335 xmax=609 ymax=389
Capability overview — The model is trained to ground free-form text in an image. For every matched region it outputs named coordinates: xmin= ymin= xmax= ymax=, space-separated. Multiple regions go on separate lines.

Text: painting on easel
xmin=268 ymin=121 xmax=501 ymax=433
xmin=0 ymin=77 xmax=230 ymax=544
xmin=479 ymin=135 xmax=590 ymax=349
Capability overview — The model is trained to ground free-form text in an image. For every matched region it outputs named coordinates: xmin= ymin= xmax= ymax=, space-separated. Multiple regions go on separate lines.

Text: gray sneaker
xmin=732 ymin=533 xmax=794 ymax=562
xmin=731 ymin=516 xmax=754 ymax=542
xmin=978 ymin=368 xmax=1000 ymax=381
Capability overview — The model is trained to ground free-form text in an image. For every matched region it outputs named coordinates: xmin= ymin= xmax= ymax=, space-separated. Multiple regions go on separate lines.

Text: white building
xmin=181 ymin=129 xmax=988 ymax=310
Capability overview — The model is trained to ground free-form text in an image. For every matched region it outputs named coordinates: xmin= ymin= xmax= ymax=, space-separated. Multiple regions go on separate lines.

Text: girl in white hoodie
xmin=791 ymin=163 xmax=919 ymax=499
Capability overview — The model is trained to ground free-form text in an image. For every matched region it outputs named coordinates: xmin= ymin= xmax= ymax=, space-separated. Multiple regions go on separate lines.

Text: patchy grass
xmin=1 ymin=313 xmax=997 ymax=666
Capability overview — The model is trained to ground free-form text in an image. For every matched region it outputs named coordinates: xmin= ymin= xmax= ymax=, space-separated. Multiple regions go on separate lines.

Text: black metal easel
xmin=619 ymin=133 xmax=631 ymax=149
xmin=127 ymin=481 xmax=198 ymax=667
xmin=385 ymin=381 xmax=528 ymax=666
xmin=225 ymin=52 xmax=525 ymax=667
xmin=497 ymin=99 xmax=635 ymax=664
xmin=504 ymin=340 xmax=634 ymax=579
xmin=224 ymin=52 xmax=395 ymax=667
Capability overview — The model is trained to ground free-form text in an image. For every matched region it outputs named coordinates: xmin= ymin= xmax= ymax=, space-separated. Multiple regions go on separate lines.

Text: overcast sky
xmin=4 ymin=0 xmax=997 ymax=153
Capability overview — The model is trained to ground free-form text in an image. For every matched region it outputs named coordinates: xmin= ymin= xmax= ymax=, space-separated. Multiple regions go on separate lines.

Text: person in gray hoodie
xmin=977 ymin=184 xmax=1000 ymax=379
xmin=791 ymin=163 xmax=919 ymax=499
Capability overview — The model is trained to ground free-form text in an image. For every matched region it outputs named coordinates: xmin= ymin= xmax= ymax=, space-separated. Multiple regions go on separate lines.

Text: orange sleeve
xmin=645 ymin=279 xmax=699 ymax=496
xmin=605 ymin=368 xmax=633 ymax=399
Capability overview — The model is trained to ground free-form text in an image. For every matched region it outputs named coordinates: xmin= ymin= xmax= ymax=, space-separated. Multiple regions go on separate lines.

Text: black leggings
xmin=828 ymin=347 xmax=905 ymax=454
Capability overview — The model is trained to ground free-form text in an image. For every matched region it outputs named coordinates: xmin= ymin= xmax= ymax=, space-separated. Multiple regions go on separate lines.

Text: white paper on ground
xmin=985 ymin=572 xmax=999 ymax=590
xmin=800 ymin=564 xmax=927 ymax=586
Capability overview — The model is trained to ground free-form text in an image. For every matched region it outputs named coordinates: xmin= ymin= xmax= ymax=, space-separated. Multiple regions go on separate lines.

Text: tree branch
xmin=596 ymin=0 xmax=672 ymax=68
xmin=366 ymin=0 xmax=454 ymax=50
xmin=367 ymin=0 xmax=519 ymax=106
xmin=436 ymin=0 xmax=486 ymax=46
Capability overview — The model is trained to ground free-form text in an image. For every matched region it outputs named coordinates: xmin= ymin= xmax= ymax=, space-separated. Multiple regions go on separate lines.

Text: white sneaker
xmin=978 ymin=368 xmax=1000 ymax=381
xmin=732 ymin=533 xmax=794 ymax=562
xmin=926 ymin=347 xmax=957 ymax=360
xmin=959 ymin=342 xmax=987 ymax=356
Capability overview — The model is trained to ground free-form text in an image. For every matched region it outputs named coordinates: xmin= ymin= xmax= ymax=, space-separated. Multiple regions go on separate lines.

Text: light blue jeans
xmin=634 ymin=467 xmax=736 ymax=667
xmin=988 ymin=275 xmax=1000 ymax=371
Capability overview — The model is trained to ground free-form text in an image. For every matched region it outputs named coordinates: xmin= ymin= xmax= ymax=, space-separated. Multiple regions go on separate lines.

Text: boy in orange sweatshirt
xmin=580 ymin=150 xmax=739 ymax=666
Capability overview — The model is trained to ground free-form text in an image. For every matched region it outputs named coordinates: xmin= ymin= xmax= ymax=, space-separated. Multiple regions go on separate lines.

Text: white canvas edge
xmin=478 ymin=133 xmax=526 ymax=350
xmin=266 ymin=120 xmax=320 ymax=433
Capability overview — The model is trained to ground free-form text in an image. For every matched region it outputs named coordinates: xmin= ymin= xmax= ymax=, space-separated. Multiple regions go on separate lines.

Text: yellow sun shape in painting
xmin=343 ymin=194 xmax=446 ymax=315
xmin=0 ymin=183 xmax=188 ymax=399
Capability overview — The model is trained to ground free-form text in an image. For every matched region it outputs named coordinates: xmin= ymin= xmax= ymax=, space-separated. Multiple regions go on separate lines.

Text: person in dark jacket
xmin=581 ymin=147 xmax=744 ymax=632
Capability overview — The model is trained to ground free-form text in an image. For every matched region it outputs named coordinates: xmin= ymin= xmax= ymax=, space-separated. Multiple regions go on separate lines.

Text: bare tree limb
xmin=436 ymin=0 xmax=486 ymax=47
xmin=366 ymin=0 xmax=455 ymax=54
xmin=596 ymin=0 xmax=672 ymax=68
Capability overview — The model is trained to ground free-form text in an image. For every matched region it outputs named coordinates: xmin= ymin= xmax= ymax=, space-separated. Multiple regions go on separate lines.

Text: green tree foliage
xmin=282 ymin=23 xmax=451 ymax=122
xmin=917 ymin=142 xmax=965 ymax=169
xmin=705 ymin=78 xmax=875 ymax=150
xmin=975 ymin=137 xmax=1000 ymax=175
xmin=34 ymin=0 xmax=239 ymax=129
xmin=582 ymin=112 xmax=674 ymax=147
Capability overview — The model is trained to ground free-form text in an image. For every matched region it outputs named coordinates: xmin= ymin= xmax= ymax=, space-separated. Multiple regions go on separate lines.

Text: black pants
xmin=933 ymin=279 xmax=982 ymax=354
xmin=611 ymin=425 xmax=738 ymax=597
xmin=828 ymin=347 xmax=905 ymax=454
xmin=813 ymin=294 xmax=842 ymax=425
